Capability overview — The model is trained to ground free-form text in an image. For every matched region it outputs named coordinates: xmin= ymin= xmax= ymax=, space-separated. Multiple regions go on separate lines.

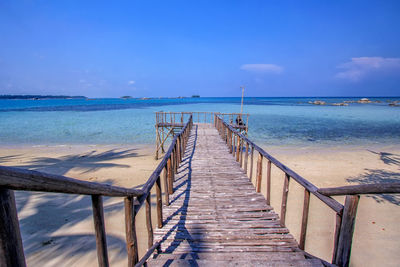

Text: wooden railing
xmin=0 ymin=115 xmax=193 ymax=267
xmin=155 ymin=111 xmax=249 ymax=127
xmin=214 ymin=115 xmax=400 ymax=267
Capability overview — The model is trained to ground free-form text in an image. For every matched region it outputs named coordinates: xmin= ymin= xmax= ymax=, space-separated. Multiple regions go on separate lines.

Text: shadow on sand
xmin=346 ymin=150 xmax=400 ymax=206
xmin=17 ymin=148 xmax=140 ymax=176
xmin=10 ymin=148 xmax=144 ymax=265
xmin=154 ymin=125 xmax=206 ymax=264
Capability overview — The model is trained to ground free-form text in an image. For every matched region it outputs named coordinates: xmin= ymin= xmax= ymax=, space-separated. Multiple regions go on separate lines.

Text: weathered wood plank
xmin=0 ymin=166 xmax=143 ymax=197
xmin=124 ymin=196 xmax=138 ymax=266
xmin=0 ymin=189 xmax=26 ymax=267
xmin=299 ymin=189 xmax=310 ymax=250
xmin=149 ymin=124 xmax=310 ymax=265
xmin=280 ymin=174 xmax=290 ymax=227
xmin=335 ymin=195 xmax=360 ymax=267
xmin=319 ymin=183 xmax=400 ymax=196
xmin=91 ymin=195 xmax=109 ymax=267
xmin=155 ymin=176 xmax=163 ymax=228
xmin=266 ymin=160 xmax=272 ymax=205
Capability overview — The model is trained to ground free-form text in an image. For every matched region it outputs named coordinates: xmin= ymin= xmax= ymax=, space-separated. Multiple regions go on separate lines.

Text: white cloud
xmin=240 ymin=64 xmax=283 ymax=74
xmin=128 ymin=80 xmax=135 ymax=85
xmin=336 ymin=57 xmax=400 ymax=81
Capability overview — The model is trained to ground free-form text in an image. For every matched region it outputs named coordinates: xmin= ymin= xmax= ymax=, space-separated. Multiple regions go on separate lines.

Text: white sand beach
xmin=1 ymin=143 xmax=399 ymax=266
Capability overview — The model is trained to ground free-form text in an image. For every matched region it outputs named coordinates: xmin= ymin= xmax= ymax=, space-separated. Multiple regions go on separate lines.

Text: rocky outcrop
xmin=308 ymin=100 xmax=326 ymax=105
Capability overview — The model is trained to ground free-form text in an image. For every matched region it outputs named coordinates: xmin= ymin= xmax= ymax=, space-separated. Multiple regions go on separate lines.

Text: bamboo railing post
xmin=332 ymin=213 xmax=342 ymax=262
xmin=280 ymin=173 xmax=290 ymax=227
xmin=0 ymin=189 xmax=26 ymax=267
xmin=228 ymin=129 xmax=233 ymax=154
xmin=239 ymin=138 xmax=243 ymax=167
xmin=173 ymin=148 xmax=177 ymax=176
xmin=124 ymin=196 xmax=138 ymax=266
xmin=145 ymin=194 xmax=153 ymax=249
xmin=91 ymin=195 xmax=109 ymax=267
xmin=299 ymin=189 xmax=310 ymax=250
xmin=167 ymin=158 xmax=173 ymax=194
xmin=163 ymin=167 xmax=169 ymax=205
xmin=176 ymin=138 xmax=181 ymax=167
xmin=232 ymin=134 xmax=235 ymax=156
xmin=155 ymin=176 xmax=163 ymax=228
xmin=249 ymin=146 xmax=254 ymax=182
xmin=155 ymin=125 xmax=159 ymax=160
xmin=335 ymin=195 xmax=360 ymax=267
xmin=256 ymin=153 xmax=263 ymax=192
xmin=244 ymin=142 xmax=249 ymax=174
xmin=236 ymin=135 xmax=240 ymax=162
xmin=180 ymin=136 xmax=183 ymax=162
xmin=266 ymin=160 xmax=271 ymax=205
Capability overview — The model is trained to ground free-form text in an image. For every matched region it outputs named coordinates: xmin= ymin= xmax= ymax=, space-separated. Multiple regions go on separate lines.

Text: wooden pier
xmin=1 ymin=112 xmax=400 ymax=267
xmin=149 ymin=123 xmax=323 ymax=266
xmin=155 ymin=112 xmax=249 ymax=159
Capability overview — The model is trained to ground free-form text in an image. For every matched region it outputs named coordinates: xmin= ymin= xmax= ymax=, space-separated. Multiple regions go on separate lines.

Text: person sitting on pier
xmin=236 ymin=115 xmax=245 ymax=126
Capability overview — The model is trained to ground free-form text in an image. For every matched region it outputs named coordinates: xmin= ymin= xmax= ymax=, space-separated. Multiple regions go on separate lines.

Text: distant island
xmin=0 ymin=95 xmax=87 ymax=100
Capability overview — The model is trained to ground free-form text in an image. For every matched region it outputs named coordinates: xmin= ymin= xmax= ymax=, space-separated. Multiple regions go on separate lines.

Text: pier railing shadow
xmin=346 ymin=168 xmax=400 ymax=205
xmin=0 ymin=115 xmax=194 ymax=267
xmin=17 ymin=188 xmax=127 ymax=266
xmin=16 ymin=148 xmax=139 ymax=176
xmin=156 ymin=125 xmax=203 ymax=263
xmin=367 ymin=150 xmax=400 ymax=167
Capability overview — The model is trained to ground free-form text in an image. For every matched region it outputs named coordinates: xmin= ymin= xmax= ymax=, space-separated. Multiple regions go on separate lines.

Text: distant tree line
xmin=0 ymin=95 xmax=87 ymax=99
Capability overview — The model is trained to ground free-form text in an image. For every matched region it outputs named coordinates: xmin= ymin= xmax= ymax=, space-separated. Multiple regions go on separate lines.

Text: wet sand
xmin=1 ymin=143 xmax=399 ymax=266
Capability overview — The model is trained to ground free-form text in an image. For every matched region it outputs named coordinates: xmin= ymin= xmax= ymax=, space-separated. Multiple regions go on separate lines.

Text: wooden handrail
xmin=133 ymin=115 xmax=193 ymax=265
xmin=0 ymin=166 xmax=144 ymax=197
xmin=214 ymin=114 xmax=399 ymax=267
xmin=318 ymin=183 xmax=400 ymax=196
xmin=135 ymin=115 xmax=192 ymax=213
xmin=215 ymin=115 xmax=343 ymax=213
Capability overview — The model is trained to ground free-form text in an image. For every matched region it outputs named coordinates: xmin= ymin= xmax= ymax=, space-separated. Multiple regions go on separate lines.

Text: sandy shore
xmin=1 ymin=143 xmax=399 ymax=266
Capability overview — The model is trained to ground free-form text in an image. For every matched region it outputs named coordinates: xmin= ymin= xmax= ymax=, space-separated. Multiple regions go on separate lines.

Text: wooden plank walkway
xmin=149 ymin=124 xmax=324 ymax=266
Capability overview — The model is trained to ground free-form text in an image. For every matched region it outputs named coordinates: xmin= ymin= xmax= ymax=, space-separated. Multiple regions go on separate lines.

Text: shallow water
xmin=0 ymin=97 xmax=399 ymax=146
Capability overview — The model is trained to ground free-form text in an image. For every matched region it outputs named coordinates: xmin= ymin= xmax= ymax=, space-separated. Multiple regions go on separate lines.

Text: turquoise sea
xmin=0 ymin=97 xmax=399 ymax=147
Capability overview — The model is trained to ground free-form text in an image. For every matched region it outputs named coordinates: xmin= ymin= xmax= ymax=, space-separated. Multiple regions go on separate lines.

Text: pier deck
xmin=149 ymin=124 xmax=324 ymax=266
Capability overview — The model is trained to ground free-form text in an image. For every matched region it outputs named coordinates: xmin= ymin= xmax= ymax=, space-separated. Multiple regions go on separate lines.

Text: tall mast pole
xmin=240 ymin=86 xmax=245 ymax=114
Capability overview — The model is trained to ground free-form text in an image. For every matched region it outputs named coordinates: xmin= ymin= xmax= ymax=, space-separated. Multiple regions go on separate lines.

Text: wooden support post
xmin=176 ymin=138 xmax=181 ymax=168
xmin=266 ymin=160 xmax=271 ymax=205
xmin=244 ymin=142 xmax=249 ymax=174
xmin=280 ymin=173 xmax=290 ymax=227
xmin=239 ymin=138 xmax=243 ymax=167
xmin=91 ymin=195 xmax=109 ymax=267
xmin=0 ymin=189 xmax=26 ymax=267
xmin=155 ymin=125 xmax=159 ymax=160
xmin=299 ymin=189 xmax=310 ymax=250
xmin=167 ymin=158 xmax=173 ymax=194
xmin=124 ymin=196 xmax=138 ymax=266
xmin=335 ymin=195 xmax=360 ymax=267
xmin=256 ymin=153 xmax=263 ymax=192
xmin=180 ymin=136 xmax=183 ymax=161
xmin=163 ymin=167 xmax=169 ymax=205
xmin=155 ymin=176 xmax=163 ymax=228
xmin=228 ymin=130 xmax=232 ymax=153
xmin=332 ymin=213 xmax=342 ymax=262
xmin=145 ymin=194 xmax=153 ymax=249
xmin=175 ymin=146 xmax=179 ymax=173
xmin=236 ymin=135 xmax=240 ymax=162
xmin=249 ymin=146 xmax=254 ymax=182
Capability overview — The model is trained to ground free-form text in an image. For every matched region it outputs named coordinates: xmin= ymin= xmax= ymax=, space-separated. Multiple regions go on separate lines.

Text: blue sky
xmin=1 ymin=1 xmax=399 ymax=97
